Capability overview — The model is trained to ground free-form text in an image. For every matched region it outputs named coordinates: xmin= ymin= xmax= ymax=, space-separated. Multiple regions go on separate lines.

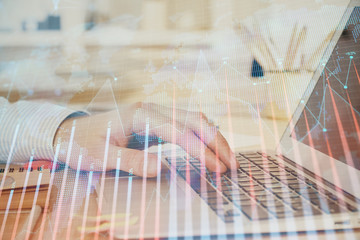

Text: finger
xmin=106 ymin=146 xmax=159 ymax=177
xmin=185 ymin=127 xmax=233 ymax=172
xmin=135 ymin=105 xmax=234 ymax=171
xmin=170 ymin=111 xmax=238 ymax=170
xmin=182 ymin=130 xmax=227 ymax=173
xmin=203 ymin=147 xmax=227 ymax=173
xmin=207 ymin=132 xmax=239 ymax=170
xmin=153 ymin=125 xmax=227 ymax=172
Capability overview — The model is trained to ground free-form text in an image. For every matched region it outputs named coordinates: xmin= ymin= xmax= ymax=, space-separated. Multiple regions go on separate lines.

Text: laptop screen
xmin=293 ymin=7 xmax=360 ymax=170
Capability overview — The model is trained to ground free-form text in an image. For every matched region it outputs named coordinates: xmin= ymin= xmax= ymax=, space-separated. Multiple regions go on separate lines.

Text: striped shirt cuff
xmin=0 ymin=100 xmax=88 ymax=164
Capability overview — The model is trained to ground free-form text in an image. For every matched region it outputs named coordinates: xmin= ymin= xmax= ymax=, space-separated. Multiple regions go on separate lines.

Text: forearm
xmin=0 ymin=98 xmax=85 ymax=164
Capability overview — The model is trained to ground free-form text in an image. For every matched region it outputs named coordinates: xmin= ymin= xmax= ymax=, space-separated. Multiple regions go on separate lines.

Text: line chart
xmin=294 ymin=7 xmax=360 ymax=169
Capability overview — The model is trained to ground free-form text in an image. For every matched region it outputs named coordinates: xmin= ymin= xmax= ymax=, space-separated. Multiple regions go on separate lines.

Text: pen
xmin=288 ymin=26 xmax=307 ymax=70
xmin=284 ymin=23 xmax=298 ymax=70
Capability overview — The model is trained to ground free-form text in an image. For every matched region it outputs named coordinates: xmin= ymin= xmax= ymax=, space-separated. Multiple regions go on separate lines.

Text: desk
xmin=0 ymin=45 xmax=359 ymax=239
xmin=1 ymin=112 xmax=359 ymax=239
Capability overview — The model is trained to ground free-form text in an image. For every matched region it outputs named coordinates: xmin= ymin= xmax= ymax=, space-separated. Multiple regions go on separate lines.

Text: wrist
xmin=53 ymin=117 xmax=73 ymax=148
xmin=53 ymin=111 xmax=88 ymax=148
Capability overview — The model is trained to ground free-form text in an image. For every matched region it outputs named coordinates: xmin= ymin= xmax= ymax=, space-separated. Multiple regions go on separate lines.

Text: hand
xmin=54 ymin=102 xmax=238 ymax=177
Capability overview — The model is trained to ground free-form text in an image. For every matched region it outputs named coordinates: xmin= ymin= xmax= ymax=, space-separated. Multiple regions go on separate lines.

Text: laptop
xmin=97 ymin=1 xmax=360 ymax=238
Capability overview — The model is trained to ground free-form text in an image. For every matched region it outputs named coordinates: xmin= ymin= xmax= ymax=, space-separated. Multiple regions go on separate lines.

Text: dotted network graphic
xmin=294 ymin=7 xmax=360 ymax=170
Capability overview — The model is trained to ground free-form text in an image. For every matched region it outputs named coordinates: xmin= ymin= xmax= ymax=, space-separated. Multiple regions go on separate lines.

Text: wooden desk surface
xmin=1 ymin=165 xmax=360 ymax=240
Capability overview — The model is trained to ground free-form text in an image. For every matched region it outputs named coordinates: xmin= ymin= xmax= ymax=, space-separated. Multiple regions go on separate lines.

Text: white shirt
xmin=0 ymin=97 xmax=82 ymax=164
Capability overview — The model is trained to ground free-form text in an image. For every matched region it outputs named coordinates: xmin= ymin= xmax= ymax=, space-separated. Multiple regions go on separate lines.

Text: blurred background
xmin=0 ymin=0 xmax=351 ymax=120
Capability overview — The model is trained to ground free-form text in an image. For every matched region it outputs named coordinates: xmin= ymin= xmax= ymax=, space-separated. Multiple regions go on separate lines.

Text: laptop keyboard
xmin=166 ymin=152 xmax=359 ymax=222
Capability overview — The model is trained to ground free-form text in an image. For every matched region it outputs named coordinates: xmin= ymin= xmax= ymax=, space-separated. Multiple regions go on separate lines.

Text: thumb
xmin=107 ymin=146 xmax=160 ymax=177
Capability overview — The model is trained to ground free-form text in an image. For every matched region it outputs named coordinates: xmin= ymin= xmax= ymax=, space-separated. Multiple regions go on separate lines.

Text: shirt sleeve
xmin=0 ymin=98 xmax=88 ymax=164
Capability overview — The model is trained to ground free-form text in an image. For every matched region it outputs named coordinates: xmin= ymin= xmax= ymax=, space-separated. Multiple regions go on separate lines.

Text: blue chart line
xmin=345 ymin=57 xmax=353 ymax=88
xmin=297 ymin=80 xmax=360 ymax=144
xmin=307 ymin=54 xmax=360 ymax=131
xmin=297 ymin=122 xmax=320 ymax=144
xmin=304 ymin=104 xmax=325 ymax=129
xmin=330 ymin=86 xmax=360 ymax=117
xmin=325 ymin=66 xmax=345 ymax=87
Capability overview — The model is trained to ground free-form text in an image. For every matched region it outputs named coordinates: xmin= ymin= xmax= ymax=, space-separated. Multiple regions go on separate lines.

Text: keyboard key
xmin=249 ymin=156 xmax=267 ymax=161
xmin=225 ymin=193 xmax=248 ymax=201
xmin=177 ymin=169 xmax=195 ymax=178
xmin=306 ymin=188 xmax=319 ymax=195
xmin=241 ymin=153 xmax=261 ymax=158
xmin=267 ymin=157 xmax=278 ymax=162
xmin=252 ymin=190 xmax=271 ymax=197
xmin=237 ymin=159 xmax=250 ymax=165
xmin=324 ymin=202 xmax=343 ymax=214
xmin=247 ymin=155 xmax=265 ymax=159
xmin=308 ymin=197 xmax=323 ymax=206
xmin=346 ymin=203 xmax=358 ymax=212
xmin=310 ymin=197 xmax=342 ymax=214
xmin=249 ymin=159 xmax=269 ymax=166
xmin=305 ymin=180 xmax=318 ymax=189
xmin=186 ymin=171 xmax=215 ymax=193
xmin=240 ymin=166 xmax=259 ymax=173
xmin=230 ymin=197 xmax=255 ymax=205
xmin=221 ymin=184 xmax=236 ymax=193
xmin=289 ymin=202 xmax=305 ymax=211
xmin=284 ymin=166 xmax=296 ymax=172
xmin=201 ymin=191 xmax=219 ymax=199
xmin=302 ymin=206 xmax=323 ymax=216
xmin=239 ymin=204 xmax=271 ymax=220
xmin=267 ymin=205 xmax=293 ymax=215
xmin=253 ymin=163 xmax=272 ymax=171
xmin=258 ymin=178 xmax=279 ymax=184
xmin=301 ymin=191 xmax=319 ymax=200
xmin=255 ymin=193 xmax=276 ymax=202
xmin=272 ymin=173 xmax=296 ymax=181
xmin=270 ymin=187 xmax=289 ymax=194
xmin=269 ymin=168 xmax=285 ymax=174
xmin=252 ymin=173 xmax=272 ymax=181
xmin=288 ymin=183 xmax=310 ymax=192
xmin=233 ymin=171 xmax=249 ymax=179
xmin=236 ymin=182 xmax=253 ymax=188
xmin=275 ymin=211 xmax=302 ymax=218
xmin=267 ymin=161 xmax=279 ymax=166
xmin=207 ymin=198 xmax=229 ymax=207
xmin=249 ymin=170 xmax=266 ymax=175
xmin=282 ymin=196 xmax=303 ymax=206
xmin=223 ymin=189 xmax=246 ymax=197
xmin=287 ymin=210 xmax=308 ymax=218
xmin=241 ymin=185 xmax=264 ymax=192
xmin=220 ymin=178 xmax=233 ymax=186
xmin=225 ymin=209 xmax=242 ymax=217
xmin=325 ymin=191 xmax=340 ymax=201
xmin=207 ymin=198 xmax=219 ymax=205
xmin=263 ymin=182 xmax=283 ymax=189
xmin=281 ymin=175 xmax=298 ymax=182
xmin=236 ymin=155 xmax=248 ymax=159
xmin=286 ymin=179 xmax=301 ymax=185
xmin=260 ymin=199 xmax=284 ymax=208
xmin=275 ymin=191 xmax=300 ymax=200
xmin=209 ymin=205 xmax=226 ymax=218
xmin=222 ymin=215 xmax=235 ymax=222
